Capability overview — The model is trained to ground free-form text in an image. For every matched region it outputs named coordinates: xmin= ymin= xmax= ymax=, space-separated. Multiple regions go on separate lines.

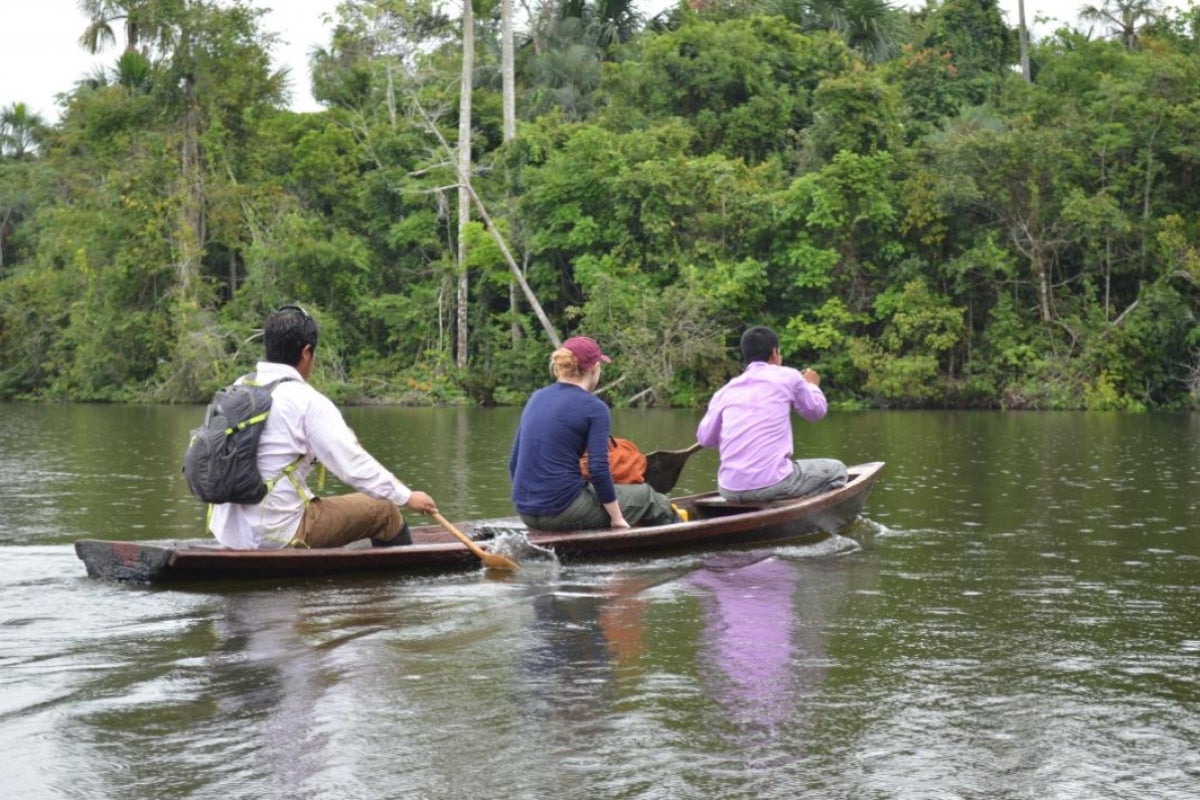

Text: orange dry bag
xmin=580 ymin=436 xmax=647 ymax=484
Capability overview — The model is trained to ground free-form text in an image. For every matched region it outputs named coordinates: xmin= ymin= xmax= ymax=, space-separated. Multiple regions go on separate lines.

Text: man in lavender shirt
xmin=696 ymin=326 xmax=847 ymax=502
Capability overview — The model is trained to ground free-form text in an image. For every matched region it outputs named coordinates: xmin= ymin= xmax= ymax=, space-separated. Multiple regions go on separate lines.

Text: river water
xmin=1 ymin=405 xmax=1198 ymax=799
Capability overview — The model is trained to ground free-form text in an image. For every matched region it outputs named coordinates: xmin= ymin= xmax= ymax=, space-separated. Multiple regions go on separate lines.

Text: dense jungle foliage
xmin=2 ymin=0 xmax=1199 ymax=409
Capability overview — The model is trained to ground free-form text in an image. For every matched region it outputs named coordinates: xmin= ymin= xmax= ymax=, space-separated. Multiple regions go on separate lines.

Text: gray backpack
xmin=182 ymin=376 xmax=296 ymax=505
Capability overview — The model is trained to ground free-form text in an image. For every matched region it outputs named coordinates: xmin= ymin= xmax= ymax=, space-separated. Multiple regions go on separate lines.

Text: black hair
xmin=264 ymin=305 xmax=319 ymax=366
xmin=740 ymin=325 xmax=778 ymax=364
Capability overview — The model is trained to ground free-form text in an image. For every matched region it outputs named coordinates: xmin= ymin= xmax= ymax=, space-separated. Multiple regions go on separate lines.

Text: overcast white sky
xmin=1 ymin=0 xmax=1089 ymax=124
xmin=0 ymin=0 xmax=341 ymax=121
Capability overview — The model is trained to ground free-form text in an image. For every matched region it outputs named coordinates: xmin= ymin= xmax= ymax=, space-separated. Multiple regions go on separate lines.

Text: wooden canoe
xmin=75 ymin=461 xmax=885 ymax=584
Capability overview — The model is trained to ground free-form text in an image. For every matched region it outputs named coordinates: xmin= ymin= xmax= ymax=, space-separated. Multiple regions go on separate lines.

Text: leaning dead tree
xmin=410 ymin=96 xmax=562 ymax=349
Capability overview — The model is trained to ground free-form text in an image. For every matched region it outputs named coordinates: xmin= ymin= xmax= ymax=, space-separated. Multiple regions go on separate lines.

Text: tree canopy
xmin=2 ymin=0 xmax=1199 ymax=410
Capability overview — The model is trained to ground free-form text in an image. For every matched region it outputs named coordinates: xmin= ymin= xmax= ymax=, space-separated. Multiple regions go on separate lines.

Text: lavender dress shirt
xmin=695 ymin=361 xmax=828 ymax=492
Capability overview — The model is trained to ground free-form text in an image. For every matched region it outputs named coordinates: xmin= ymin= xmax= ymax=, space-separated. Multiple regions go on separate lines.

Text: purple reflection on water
xmin=690 ymin=555 xmax=800 ymax=730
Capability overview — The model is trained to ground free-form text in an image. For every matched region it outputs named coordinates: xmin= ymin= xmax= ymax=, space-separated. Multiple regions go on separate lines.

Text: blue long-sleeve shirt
xmin=509 ymin=382 xmax=616 ymax=516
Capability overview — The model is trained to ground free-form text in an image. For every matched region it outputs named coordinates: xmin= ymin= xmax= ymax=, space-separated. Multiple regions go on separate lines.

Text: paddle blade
xmin=480 ymin=551 xmax=520 ymax=571
xmin=433 ymin=512 xmax=519 ymax=571
xmin=643 ymin=443 xmax=703 ymax=493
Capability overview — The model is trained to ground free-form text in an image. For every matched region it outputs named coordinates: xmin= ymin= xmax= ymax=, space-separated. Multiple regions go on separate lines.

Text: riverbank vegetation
xmin=2 ymin=0 xmax=1199 ymax=409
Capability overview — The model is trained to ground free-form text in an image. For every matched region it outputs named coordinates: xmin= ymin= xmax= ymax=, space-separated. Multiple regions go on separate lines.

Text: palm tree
xmin=113 ymin=49 xmax=155 ymax=90
xmin=1079 ymin=0 xmax=1162 ymax=49
xmin=0 ymin=103 xmax=46 ymax=159
xmin=558 ymin=0 xmax=642 ymax=48
xmin=77 ymin=0 xmax=180 ymax=55
xmin=756 ymin=0 xmax=906 ymax=64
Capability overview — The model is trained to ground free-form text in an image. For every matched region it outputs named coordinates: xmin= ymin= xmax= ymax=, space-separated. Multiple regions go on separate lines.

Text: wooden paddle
xmin=432 ymin=512 xmax=519 ymax=571
xmin=643 ymin=442 xmax=704 ymax=493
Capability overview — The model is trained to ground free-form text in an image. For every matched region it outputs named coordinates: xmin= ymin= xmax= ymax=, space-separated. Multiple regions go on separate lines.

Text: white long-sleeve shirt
xmin=208 ymin=361 xmax=413 ymax=549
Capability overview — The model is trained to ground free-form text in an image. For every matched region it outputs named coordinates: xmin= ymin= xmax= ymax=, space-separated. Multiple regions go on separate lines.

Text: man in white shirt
xmin=209 ymin=305 xmax=439 ymax=549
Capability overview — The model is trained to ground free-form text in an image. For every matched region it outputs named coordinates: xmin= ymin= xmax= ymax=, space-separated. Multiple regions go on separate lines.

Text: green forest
xmin=2 ymin=0 xmax=1199 ymax=410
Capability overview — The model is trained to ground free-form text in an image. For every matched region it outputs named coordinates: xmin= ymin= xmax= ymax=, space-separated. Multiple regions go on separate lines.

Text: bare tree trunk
xmin=0 ymin=209 xmax=10 ymax=269
xmin=1034 ymin=250 xmax=1051 ymax=323
xmin=517 ymin=0 xmax=547 ymax=55
xmin=1141 ymin=120 xmax=1162 ymax=272
xmin=502 ymin=0 xmax=515 ymax=143
xmin=1018 ymin=0 xmax=1031 ymax=83
xmin=386 ymin=60 xmax=397 ymax=129
xmin=178 ymin=72 xmax=204 ymax=308
xmin=456 ymin=0 xmax=475 ymax=370
xmin=501 ymin=0 xmax=522 ymax=346
xmin=1010 ymin=221 xmax=1053 ymax=324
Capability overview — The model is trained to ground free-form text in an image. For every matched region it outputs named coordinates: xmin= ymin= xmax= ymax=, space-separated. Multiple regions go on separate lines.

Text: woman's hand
xmin=603 ymin=499 xmax=630 ymax=529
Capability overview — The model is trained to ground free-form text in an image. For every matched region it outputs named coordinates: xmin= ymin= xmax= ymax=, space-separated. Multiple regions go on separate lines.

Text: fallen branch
xmin=594 ymin=374 xmax=628 ymax=396
xmin=627 ymin=386 xmax=655 ymax=406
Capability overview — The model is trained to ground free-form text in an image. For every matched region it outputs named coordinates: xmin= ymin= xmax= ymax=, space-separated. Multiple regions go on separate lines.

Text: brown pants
xmin=292 ymin=493 xmax=403 ymax=548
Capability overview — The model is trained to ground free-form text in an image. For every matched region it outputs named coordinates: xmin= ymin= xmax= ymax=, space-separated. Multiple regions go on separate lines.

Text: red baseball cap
xmin=563 ymin=336 xmax=612 ymax=371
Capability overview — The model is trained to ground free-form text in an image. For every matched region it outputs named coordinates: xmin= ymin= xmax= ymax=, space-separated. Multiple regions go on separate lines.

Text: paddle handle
xmin=432 ymin=512 xmax=519 ymax=571
xmin=432 ymin=512 xmax=486 ymax=557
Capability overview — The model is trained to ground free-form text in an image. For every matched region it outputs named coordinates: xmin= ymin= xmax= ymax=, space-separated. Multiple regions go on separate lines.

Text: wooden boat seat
xmin=691 ymin=494 xmax=820 ymax=513
xmin=691 ymin=495 xmax=812 ymax=510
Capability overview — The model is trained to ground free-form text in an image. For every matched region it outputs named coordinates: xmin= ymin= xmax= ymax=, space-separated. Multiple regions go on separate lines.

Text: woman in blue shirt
xmin=509 ymin=336 xmax=677 ymax=531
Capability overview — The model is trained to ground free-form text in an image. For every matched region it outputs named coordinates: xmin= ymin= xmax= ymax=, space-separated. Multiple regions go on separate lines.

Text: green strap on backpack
xmin=182 ymin=375 xmax=305 ymax=509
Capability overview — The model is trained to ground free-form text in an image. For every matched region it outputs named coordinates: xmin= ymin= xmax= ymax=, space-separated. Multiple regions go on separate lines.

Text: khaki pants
xmin=292 ymin=493 xmax=404 ymax=548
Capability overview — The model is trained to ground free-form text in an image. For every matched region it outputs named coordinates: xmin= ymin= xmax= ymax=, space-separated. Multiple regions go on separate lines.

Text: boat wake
xmin=773 ymin=532 xmax=862 ymax=560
